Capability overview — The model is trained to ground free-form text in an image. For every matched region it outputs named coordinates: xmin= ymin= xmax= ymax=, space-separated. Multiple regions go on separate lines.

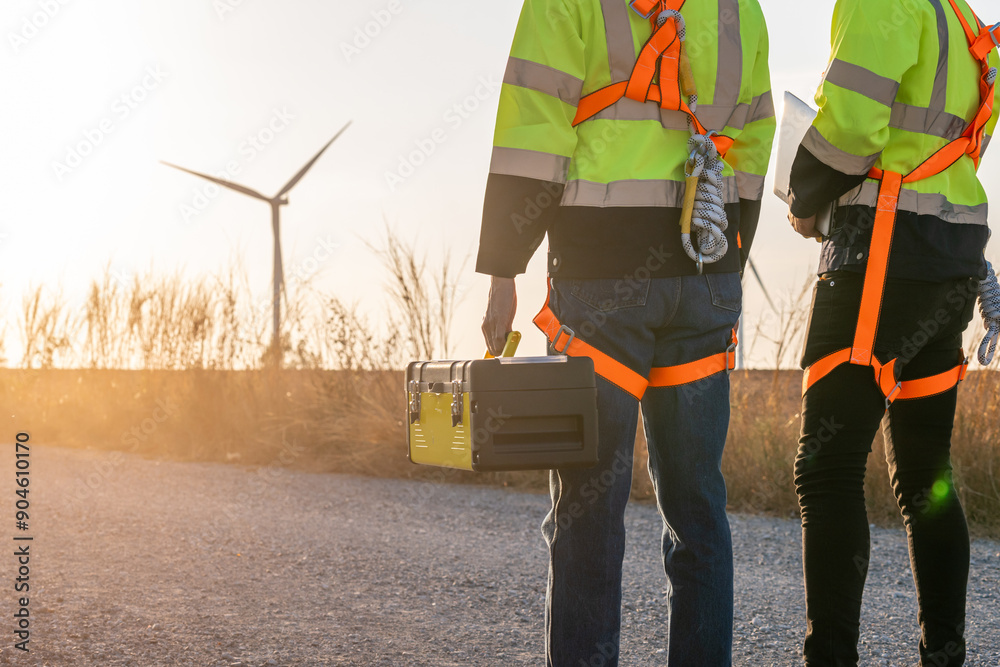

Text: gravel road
xmin=0 ymin=445 xmax=997 ymax=666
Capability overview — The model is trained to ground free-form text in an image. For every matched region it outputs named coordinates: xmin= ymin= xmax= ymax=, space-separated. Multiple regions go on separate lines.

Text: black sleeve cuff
xmin=789 ymin=144 xmax=868 ymax=218
xmin=476 ymin=174 xmax=563 ymax=277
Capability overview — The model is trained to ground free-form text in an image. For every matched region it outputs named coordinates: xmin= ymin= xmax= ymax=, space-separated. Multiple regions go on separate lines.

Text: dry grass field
xmin=1 ymin=247 xmax=998 ymax=537
xmin=4 ymin=366 xmax=997 ymax=538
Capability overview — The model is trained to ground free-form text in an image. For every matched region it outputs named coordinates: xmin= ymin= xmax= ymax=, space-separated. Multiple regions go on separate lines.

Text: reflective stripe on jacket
xmin=807 ymin=0 xmax=1000 ymax=226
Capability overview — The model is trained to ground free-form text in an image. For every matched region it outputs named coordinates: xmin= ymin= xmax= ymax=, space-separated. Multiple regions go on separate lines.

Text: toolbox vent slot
xmin=491 ymin=416 xmax=583 ymax=454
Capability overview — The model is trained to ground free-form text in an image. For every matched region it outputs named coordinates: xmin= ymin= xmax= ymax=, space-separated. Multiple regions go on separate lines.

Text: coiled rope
xmin=683 ymin=136 xmax=729 ymax=271
xmin=974 ymin=68 xmax=998 ymax=366
xmin=658 ymin=9 xmax=729 ymax=273
xmin=978 ymin=261 xmax=1000 ymax=365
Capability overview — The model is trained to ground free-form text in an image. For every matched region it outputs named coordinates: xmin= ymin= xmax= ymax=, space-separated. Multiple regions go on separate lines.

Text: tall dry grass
xmin=0 ymin=283 xmax=7 ymax=367
xmin=2 ymin=239 xmax=998 ymax=537
xmin=2 ymin=228 xmax=488 ymax=476
xmin=364 ymin=222 xmax=468 ymax=361
xmin=21 ymin=285 xmax=78 ymax=369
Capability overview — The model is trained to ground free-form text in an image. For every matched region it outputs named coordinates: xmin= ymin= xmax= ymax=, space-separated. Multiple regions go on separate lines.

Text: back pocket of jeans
xmin=706 ymin=273 xmax=742 ymax=312
xmin=564 ymin=279 xmax=649 ymax=312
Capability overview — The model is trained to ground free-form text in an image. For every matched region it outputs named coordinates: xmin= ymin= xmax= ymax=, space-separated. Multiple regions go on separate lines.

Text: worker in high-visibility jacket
xmin=476 ymin=1 xmax=775 ymax=664
xmin=787 ymin=0 xmax=999 ymax=665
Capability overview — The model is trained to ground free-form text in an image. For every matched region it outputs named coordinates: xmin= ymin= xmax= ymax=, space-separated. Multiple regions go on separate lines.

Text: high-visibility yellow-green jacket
xmin=476 ymin=0 xmax=775 ymax=279
xmin=790 ymin=0 xmax=999 ymax=281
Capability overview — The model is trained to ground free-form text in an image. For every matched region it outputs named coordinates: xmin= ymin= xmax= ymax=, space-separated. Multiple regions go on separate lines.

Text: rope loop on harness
xmin=656 ymin=8 xmax=683 ymax=32
xmin=681 ymin=134 xmax=729 ymax=271
xmin=660 ymin=8 xmax=726 ymax=273
xmin=978 ymin=261 xmax=1000 ymax=365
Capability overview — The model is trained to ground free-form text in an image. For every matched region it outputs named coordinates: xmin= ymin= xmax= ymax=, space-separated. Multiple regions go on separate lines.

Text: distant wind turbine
xmin=737 ymin=257 xmax=778 ymax=370
xmin=162 ymin=121 xmax=351 ymax=364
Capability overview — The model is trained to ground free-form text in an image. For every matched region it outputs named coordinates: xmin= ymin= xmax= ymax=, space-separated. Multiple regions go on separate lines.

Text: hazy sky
xmin=1 ymin=0 xmax=996 ymax=366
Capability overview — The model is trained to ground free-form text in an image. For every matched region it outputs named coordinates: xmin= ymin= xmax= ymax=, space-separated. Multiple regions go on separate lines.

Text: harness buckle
xmin=958 ymin=357 xmax=970 ymax=383
xmin=989 ymin=22 xmax=1000 ymax=49
xmin=726 ymin=340 xmax=738 ymax=375
xmin=629 ymin=0 xmax=657 ymax=20
xmin=884 ymin=381 xmax=902 ymax=410
xmin=552 ymin=325 xmax=577 ymax=355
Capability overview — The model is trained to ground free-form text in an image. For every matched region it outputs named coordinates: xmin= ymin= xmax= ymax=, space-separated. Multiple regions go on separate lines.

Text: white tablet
xmin=774 ymin=91 xmax=833 ymax=237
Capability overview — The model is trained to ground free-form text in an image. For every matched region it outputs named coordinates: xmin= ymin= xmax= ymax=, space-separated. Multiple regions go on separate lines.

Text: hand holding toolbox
xmin=406 ymin=332 xmax=599 ymax=472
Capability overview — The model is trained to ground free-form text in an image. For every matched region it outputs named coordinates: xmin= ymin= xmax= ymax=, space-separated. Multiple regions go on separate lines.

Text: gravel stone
xmin=2 ymin=446 xmax=996 ymax=666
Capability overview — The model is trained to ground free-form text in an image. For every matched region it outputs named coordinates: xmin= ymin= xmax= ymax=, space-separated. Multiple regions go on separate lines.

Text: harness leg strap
xmin=533 ymin=288 xmax=650 ymax=400
xmin=851 ymin=171 xmax=902 ymax=366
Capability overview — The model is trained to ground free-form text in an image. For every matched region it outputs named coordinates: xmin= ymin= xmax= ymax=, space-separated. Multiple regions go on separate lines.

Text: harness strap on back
xmin=571 ymin=0 xmax=733 ymax=157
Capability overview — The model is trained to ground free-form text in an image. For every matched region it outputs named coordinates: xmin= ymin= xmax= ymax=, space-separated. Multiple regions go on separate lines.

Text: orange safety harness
xmin=802 ymin=1 xmax=998 ymax=407
xmin=532 ymin=0 xmax=742 ymax=400
xmin=533 ymin=283 xmax=738 ymax=400
xmin=572 ymin=0 xmax=734 ymax=158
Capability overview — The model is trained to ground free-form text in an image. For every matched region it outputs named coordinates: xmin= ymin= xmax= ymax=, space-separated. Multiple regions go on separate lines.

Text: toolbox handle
xmin=484 ymin=331 xmax=521 ymax=359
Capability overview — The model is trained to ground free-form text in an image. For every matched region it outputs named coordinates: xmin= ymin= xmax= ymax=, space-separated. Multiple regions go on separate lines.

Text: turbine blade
xmin=160 ymin=161 xmax=272 ymax=202
xmin=747 ymin=257 xmax=778 ymax=313
xmin=275 ymin=121 xmax=352 ymax=198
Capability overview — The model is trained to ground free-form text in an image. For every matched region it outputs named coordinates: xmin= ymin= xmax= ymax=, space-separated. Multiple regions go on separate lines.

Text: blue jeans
xmin=541 ymin=273 xmax=742 ymax=667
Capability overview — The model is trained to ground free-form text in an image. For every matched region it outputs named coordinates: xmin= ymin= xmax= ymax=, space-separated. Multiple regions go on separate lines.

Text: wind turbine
xmin=162 ymin=121 xmax=351 ymax=365
xmin=738 ymin=257 xmax=778 ymax=370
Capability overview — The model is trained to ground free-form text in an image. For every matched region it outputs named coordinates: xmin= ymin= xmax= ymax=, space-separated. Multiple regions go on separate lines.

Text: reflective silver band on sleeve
xmin=489 ymin=147 xmax=571 ymax=183
xmin=824 ymin=59 xmax=900 ymax=107
xmin=503 ymin=57 xmax=584 ymax=107
xmin=802 ymin=125 xmax=881 ymax=176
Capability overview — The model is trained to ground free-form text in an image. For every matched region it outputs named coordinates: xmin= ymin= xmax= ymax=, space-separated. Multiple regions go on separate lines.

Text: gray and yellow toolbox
xmin=406 ymin=332 xmax=599 ymax=472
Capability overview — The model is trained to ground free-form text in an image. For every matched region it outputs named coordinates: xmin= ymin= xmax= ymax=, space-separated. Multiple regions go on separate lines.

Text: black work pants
xmin=796 ymin=270 xmax=979 ymax=667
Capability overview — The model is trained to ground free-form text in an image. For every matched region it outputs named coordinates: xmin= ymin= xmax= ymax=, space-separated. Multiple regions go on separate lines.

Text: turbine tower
xmin=162 ymin=121 xmax=351 ymax=365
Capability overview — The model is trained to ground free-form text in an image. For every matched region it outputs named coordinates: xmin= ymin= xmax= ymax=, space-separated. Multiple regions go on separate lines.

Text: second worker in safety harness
xmin=477 ymin=1 xmax=775 ymax=664
xmin=787 ymin=0 xmax=1000 ymax=665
